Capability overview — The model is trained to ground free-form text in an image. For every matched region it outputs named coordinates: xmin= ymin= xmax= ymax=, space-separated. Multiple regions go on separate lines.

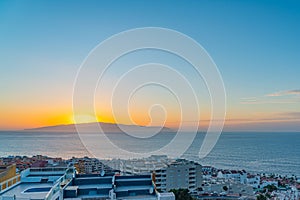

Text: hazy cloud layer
xmin=241 ymin=89 xmax=300 ymax=104
xmin=223 ymin=112 xmax=300 ymax=132
xmin=237 ymin=90 xmax=300 ymax=131
xmin=267 ymin=89 xmax=300 ymax=97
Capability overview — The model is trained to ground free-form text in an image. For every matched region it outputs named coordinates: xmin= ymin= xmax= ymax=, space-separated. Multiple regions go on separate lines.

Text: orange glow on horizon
xmin=1 ymin=104 xmax=298 ymax=131
xmin=0 ymin=102 xmax=213 ymax=130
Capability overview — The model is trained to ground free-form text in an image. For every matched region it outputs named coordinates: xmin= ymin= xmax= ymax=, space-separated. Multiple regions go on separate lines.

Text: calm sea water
xmin=0 ymin=131 xmax=299 ymax=176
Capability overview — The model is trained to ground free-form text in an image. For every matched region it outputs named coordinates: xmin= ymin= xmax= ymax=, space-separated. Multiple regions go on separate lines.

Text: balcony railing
xmin=0 ymin=175 xmax=21 ymax=194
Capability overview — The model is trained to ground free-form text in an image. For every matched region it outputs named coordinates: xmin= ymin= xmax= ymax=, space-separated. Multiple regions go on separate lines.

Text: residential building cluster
xmin=0 ymin=155 xmax=65 ymax=172
xmin=201 ymin=168 xmax=299 ymax=200
xmin=69 ymin=157 xmax=119 ymax=174
xmin=0 ymin=155 xmax=299 ymax=200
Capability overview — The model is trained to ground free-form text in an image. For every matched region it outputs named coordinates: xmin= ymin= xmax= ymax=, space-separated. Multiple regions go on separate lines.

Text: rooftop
xmin=0 ymin=166 xmax=75 ymax=200
xmin=1 ymin=166 xmax=174 ymax=200
xmin=1 ymin=182 xmax=54 ymax=199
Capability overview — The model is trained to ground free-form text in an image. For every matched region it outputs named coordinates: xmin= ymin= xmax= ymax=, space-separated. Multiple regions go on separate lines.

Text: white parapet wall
xmin=157 ymin=192 xmax=175 ymax=200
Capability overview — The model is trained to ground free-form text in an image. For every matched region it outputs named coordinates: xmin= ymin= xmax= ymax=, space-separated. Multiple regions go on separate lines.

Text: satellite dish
xmin=101 ymin=170 xmax=105 ymax=177
xmin=149 ymin=187 xmax=154 ymax=194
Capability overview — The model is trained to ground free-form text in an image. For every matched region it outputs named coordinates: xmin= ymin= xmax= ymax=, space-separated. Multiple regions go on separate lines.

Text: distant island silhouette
xmin=24 ymin=122 xmax=173 ymax=133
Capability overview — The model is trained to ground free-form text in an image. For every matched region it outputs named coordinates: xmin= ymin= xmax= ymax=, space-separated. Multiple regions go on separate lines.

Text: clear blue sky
xmin=0 ymin=0 xmax=299 ymax=131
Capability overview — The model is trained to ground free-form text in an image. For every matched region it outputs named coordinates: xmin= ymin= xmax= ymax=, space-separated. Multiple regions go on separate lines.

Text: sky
xmin=0 ymin=0 xmax=299 ymax=131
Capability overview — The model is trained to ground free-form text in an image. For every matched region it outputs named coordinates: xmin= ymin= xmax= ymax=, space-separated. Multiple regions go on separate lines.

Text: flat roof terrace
xmin=115 ymin=185 xmax=153 ymax=192
xmin=0 ymin=182 xmax=53 ymax=200
xmin=116 ymin=194 xmax=157 ymax=200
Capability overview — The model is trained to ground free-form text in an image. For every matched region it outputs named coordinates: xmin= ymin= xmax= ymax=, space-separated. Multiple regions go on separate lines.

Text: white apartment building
xmin=154 ymin=159 xmax=202 ymax=192
xmin=107 ymin=156 xmax=202 ymax=192
xmin=246 ymin=174 xmax=260 ymax=188
xmin=260 ymin=179 xmax=278 ymax=188
xmin=217 ymin=170 xmax=247 ymax=184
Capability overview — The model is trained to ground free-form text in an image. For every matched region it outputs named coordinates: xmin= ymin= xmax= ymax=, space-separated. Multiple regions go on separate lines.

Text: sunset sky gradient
xmin=0 ymin=0 xmax=299 ymax=131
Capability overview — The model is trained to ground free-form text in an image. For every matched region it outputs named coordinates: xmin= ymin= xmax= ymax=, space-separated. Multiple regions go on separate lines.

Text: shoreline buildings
xmin=1 ymin=155 xmax=299 ymax=200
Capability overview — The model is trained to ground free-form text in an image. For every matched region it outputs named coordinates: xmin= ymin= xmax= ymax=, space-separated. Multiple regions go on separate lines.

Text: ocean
xmin=0 ymin=131 xmax=299 ymax=176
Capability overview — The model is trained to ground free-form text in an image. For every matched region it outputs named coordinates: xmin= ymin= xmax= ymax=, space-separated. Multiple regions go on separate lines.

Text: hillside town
xmin=0 ymin=155 xmax=299 ymax=200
